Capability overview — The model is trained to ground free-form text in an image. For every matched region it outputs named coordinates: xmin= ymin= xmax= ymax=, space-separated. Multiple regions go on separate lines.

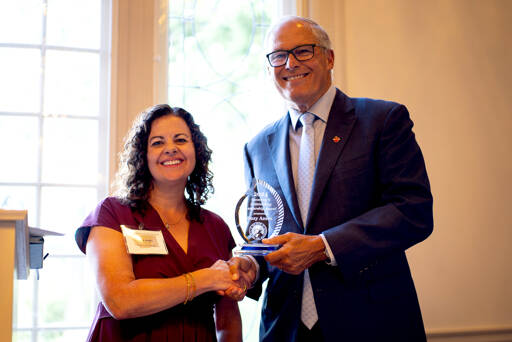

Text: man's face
xmin=267 ymin=20 xmax=334 ymax=112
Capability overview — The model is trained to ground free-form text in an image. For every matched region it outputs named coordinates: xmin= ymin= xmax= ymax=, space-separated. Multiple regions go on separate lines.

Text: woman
xmin=75 ymin=105 xmax=244 ymax=341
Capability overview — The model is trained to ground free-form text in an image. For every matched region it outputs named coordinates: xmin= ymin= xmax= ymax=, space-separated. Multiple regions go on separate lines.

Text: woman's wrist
xmin=182 ymin=272 xmax=196 ymax=304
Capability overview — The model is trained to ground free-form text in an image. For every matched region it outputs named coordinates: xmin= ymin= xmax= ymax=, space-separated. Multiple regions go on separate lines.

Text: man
xmin=235 ymin=15 xmax=433 ymax=341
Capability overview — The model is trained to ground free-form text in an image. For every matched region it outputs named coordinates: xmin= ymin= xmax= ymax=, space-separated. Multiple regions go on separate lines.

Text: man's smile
xmin=283 ymin=73 xmax=309 ymax=81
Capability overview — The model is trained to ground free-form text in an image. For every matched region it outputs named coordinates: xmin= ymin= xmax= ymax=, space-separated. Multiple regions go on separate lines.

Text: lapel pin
xmin=332 ymin=136 xmax=341 ymax=143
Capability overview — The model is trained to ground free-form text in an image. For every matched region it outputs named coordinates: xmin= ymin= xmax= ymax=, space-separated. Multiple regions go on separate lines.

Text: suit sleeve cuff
xmin=320 ymin=233 xmax=337 ymax=266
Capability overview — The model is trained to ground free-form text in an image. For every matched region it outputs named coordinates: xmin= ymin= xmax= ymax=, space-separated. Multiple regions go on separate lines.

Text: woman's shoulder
xmin=198 ymin=208 xmax=236 ymax=254
xmin=199 ymin=209 xmax=231 ymax=233
xmin=199 ymin=208 xmax=229 ymax=225
xmin=86 ymin=197 xmax=129 ymax=222
xmin=75 ymin=196 xmax=132 ymax=254
xmin=99 ymin=196 xmax=125 ymax=208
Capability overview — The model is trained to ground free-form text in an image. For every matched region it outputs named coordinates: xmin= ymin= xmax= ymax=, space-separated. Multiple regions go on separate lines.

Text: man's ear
xmin=265 ymin=65 xmax=272 ymax=77
xmin=326 ymin=49 xmax=335 ymax=70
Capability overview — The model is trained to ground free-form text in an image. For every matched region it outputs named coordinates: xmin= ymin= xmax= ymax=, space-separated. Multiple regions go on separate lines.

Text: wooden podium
xmin=0 ymin=210 xmax=29 ymax=342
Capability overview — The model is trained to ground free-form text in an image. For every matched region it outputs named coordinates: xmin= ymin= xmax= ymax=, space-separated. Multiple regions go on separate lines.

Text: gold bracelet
xmin=183 ymin=273 xmax=191 ymax=304
xmin=188 ymin=272 xmax=196 ymax=301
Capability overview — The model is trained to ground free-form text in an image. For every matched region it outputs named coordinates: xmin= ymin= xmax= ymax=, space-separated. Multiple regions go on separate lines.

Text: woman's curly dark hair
xmin=113 ymin=104 xmax=214 ymax=221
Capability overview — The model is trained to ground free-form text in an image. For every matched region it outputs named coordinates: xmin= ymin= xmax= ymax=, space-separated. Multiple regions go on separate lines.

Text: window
xmin=166 ymin=1 xmax=294 ymax=340
xmin=0 ymin=0 xmax=110 ymax=341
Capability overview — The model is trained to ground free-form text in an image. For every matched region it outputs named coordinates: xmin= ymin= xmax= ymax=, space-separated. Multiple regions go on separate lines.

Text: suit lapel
xmin=307 ymin=90 xmax=356 ymax=229
xmin=266 ymin=115 xmax=303 ymax=230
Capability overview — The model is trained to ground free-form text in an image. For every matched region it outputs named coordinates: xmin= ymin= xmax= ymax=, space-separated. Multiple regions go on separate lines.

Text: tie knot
xmin=299 ymin=112 xmax=315 ymax=127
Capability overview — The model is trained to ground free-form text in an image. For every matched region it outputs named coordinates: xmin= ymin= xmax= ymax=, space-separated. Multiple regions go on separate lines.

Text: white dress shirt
xmin=288 ymin=85 xmax=337 ymax=266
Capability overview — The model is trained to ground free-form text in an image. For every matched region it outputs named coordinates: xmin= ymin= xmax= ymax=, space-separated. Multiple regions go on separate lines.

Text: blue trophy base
xmin=234 ymin=243 xmax=281 ymax=256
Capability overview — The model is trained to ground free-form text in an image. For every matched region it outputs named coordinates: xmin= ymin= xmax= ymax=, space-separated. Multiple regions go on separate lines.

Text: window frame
xmin=2 ymin=0 xmax=112 ymax=339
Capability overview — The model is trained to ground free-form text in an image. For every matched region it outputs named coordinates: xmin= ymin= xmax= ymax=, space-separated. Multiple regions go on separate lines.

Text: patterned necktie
xmin=297 ymin=113 xmax=318 ymax=329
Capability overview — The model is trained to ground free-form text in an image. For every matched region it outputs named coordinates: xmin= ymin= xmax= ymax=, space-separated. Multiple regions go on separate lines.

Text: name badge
xmin=121 ymin=225 xmax=168 ymax=255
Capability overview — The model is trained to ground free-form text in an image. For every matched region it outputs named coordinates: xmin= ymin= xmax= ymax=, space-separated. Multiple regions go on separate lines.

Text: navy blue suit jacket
xmin=243 ymin=89 xmax=433 ymax=341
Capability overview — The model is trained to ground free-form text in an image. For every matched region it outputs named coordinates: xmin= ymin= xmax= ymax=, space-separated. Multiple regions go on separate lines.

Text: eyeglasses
xmin=266 ymin=44 xmax=325 ymax=67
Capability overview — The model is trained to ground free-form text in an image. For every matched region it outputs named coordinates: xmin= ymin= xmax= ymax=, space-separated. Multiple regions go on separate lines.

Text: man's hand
xmin=262 ymin=232 xmax=327 ymax=275
xmin=228 ymin=256 xmax=257 ymax=288
xmin=217 ymin=256 xmax=257 ymax=300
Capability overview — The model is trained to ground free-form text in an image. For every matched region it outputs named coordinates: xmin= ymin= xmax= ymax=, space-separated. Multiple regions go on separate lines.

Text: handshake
xmin=211 ymin=256 xmax=258 ymax=301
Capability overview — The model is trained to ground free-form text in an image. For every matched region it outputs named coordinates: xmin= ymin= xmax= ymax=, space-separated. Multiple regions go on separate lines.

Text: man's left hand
xmin=262 ymin=232 xmax=327 ymax=275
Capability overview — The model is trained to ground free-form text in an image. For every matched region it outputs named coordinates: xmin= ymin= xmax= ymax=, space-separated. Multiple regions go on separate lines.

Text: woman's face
xmin=146 ymin=115 xmax=196 ymax=189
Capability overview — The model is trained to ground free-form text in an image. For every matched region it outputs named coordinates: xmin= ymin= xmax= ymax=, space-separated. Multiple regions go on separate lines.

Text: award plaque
xmin=233 ymin=179 xmax=284 ymax=256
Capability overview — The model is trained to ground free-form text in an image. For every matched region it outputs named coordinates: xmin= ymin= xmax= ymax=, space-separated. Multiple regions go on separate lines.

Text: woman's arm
xmin=86 ymin=225 xmax=240 ymax=319
xmin=214 ymin=296 xmax=242 ymax=342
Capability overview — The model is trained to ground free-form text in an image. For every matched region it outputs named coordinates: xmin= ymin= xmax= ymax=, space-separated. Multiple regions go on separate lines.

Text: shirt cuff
xmin=320 ymin=234 xmax=337 ymax=266
xmin=243 ymin=255 xmax=260 ymax=288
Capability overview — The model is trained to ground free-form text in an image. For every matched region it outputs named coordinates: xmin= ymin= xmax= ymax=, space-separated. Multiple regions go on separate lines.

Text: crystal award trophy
xmin=233 ymin=178 xmax=284 ymax=256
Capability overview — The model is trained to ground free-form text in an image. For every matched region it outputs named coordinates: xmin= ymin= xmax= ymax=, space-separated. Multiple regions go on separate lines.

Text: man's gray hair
xmin=265 ymin=15 xmax=332 ymax=51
